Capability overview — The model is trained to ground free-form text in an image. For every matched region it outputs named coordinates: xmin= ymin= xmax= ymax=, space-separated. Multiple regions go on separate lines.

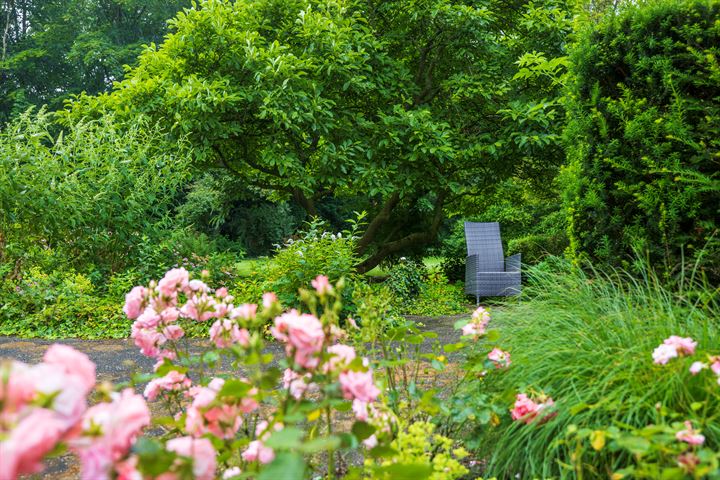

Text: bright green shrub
xmin=477 ymin=258 xmax=720 ymax=478
xmin=0 ymin=109 xmax=192 ymax=274
xmin=404 ymin=272 xmax=467 ymax=317
xmin=264 ymin=220 xmax=359 ymax=307
xmin=563 ymin=0 xmax=720 ymax=279
xmin=0 ymin=267 xmax=127 ymax=338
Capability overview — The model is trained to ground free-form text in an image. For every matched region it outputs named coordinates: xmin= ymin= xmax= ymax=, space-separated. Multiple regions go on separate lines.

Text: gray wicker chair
xmin=464 ymin=222 xmax=521 ymax=303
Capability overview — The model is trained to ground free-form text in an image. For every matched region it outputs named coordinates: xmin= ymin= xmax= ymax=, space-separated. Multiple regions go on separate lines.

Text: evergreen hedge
xmin=563 ymin=0 xmax=720 ymax=279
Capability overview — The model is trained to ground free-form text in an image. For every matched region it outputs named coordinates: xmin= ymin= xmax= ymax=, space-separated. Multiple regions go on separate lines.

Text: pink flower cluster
xmin=487 ymin=348 xmax=511 ymax=369
xmin=242 ymin=421 xmax=283 ymax=464
xmin=676 ymin=421 xmax=705 ymax=446
xmin=271 ymin=309 xmax=325 ymax=369
xmin=462 ymin=306 xmax=491 ymax=338
xmin=0 ymin=345 xmax=150 ymax=480
xmin=511 ymin=393 xmax=556 ymax=425
xmin=185 ymin=377 xmax=258 ymax=439
xmin=126 ymin=268 xmax=258 ymax=363
xmin=689 ymin=356 xmax=720 ymax=385
xmin=652 ymin=335 xmax=697 ymax=365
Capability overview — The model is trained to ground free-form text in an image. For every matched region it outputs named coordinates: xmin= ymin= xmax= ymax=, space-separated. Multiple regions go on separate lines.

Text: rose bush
xmin=1 ymin=268 xmax=524 ymax=480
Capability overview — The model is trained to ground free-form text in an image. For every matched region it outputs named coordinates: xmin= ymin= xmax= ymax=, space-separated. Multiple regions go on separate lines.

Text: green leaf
xmin=351 ymin=421 xmax=376 ymax=441
xmin=217 ymin=379 xmax=252 ymax=399
xmin=375 ymin=463 xmax=433 ymax=479
xmin=264 ymin=427 xmax=304 ymax=450
xmin=257 ymin=452 xmax=305 ymax=480
xmin=615 ymin=436 xmax=651 ymax=455
xmin=298 ymin=435 xmax=341 ymax=453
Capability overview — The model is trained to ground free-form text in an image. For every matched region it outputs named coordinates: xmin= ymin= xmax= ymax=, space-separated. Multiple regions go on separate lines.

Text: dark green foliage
xmin=175 ymin=173 xmax=304 ymax=256
xmin=563 ymin=0 xmax=720 ymax=279
xmin=0 ymin=0 xmax=189 ymax=123
xmin=385 ymin=259 xmax=427 ymax=305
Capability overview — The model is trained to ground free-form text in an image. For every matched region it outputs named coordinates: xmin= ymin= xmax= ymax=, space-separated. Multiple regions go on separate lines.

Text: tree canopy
xmin=63 ymin=0 xmax=570 ymax=270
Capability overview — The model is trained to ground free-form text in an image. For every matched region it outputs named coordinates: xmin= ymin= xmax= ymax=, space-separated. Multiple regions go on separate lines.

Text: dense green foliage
xmin=0 ymin=110 xmax=191 ymax=273
xmin=0 ymin=0 xmax=189 ymax=123
xmin=62 ymin=0 xmax=570 ymax=271
xmin=563 ymin=0 xmax=720 ymax=279
xmin=478 ymin=258 xmax=720 ymax=477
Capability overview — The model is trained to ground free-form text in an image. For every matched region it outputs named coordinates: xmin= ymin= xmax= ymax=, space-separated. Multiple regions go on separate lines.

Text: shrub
xmin=563 ymin=0 xmax=720 ymax=279
xmin=0 ymin=110 xmax=192 ymax=274
xmin=385 ymin=259 xmax=426 ymax=306
xmin=404 ymin=271 xmax=467 ymax=317
xmin=0 ymin=267 xmax=127 ymax=338
xmin=477 ymin=258 xmax=720 ymax=478
xmin=264 ymin=220 xmax=359 ymax=307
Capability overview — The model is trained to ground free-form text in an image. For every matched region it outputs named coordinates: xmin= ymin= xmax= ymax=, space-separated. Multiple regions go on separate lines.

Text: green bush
xmin=404 ymin=271 xmax=467 ymax=316
xmin=0 ymin=267 xmax=128 ymax=338
xmin=0 ymin=109 xmax=192 ymax=275
xmin=385 ymin=258 xmax=426 ymax=306
xmin=477 ymin=257 xmax=720 ymax=478
xmin=264 ymin=220 xmax=359 ymax=307
xmin=563 ymin=0 xmax=720 ymax=279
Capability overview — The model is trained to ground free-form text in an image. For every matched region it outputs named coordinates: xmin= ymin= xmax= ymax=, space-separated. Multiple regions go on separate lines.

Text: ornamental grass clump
xmin=479 ymin=258 xmax=720 ymax=478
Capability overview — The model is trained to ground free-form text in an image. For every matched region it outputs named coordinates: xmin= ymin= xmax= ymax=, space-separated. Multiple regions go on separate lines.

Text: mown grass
xmin=479 ymin=258 xmax=720 ymax=478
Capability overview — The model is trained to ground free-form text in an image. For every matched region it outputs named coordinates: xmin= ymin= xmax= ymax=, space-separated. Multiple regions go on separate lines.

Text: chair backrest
xmin=464 ymin=222 xmax=504 ymax=272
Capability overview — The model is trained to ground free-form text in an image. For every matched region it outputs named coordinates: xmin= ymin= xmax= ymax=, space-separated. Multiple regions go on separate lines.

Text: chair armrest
xmin=505 ymin=253 xmax=521 ymax=272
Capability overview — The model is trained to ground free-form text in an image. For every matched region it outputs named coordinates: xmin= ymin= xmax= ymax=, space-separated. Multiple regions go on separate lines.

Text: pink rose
xmin=231 ymin=304 xmax=258 ymax=321
xmin=282 ymin=369 xmax=311 ymax=399
xmin=188 ymin=279 xmax=209 ymax=293
xmin=710 ymin=357 xmax=720 ymax=375
xmin=222 ymin=467 xmax=242 ymax=479
xmin=511 ymin=393 xmax=555 ymax=425
xmin=123 ymin=286 xmax=147 ymax=319
xmin=209 ymin=320 xmax=249 ymax=349
xmin=326 ymin=344 xmax=356 ymax=372
xmin=0 ymin=408 xmax=67 ymax=479
xmin=242 ymin=440 xmax=275 ymax=464
xmin=487 ymin=348 xmax=511 ymax=368
xmin=262 ymin=292 xmax=278 ymax=309
xmin=0 ymin=361 xmax=37 ymax=414
xmin=144 ymin=371 xmax=191 ymax=401
xmin=162 ymin=324 xmax=185 ymax=341
xmin=30 ymin=363 xmax=88 ymax=425
xmin=339 ymin=370 xmax=380 ymax=403
xmin=311 ymin=275 xmax=332 ymax=295
xmin=689 ymin=361 xmax=707 ymax=375
xmin=158 ymin=268 xmax=189 ymax=297
xmin=166 ymin=437 xmax=217 ymax=480
xmin=215 ymin=287 xmax=228 ymax=298
xmin=180 ymin=293 xmax=216 ymax=322
xmin=71 ymin=389 xmax=150 ymax=480
xmin=676 ymin=421 xmax=705 ymax=445
xmin=43 ymin=344 xmax=96 ymax=394
xmin=652 ymin=343 xmax=678 ymax=365
xmin=664 ymin=336 xmax=697 ymax=356
xmin=511 ymin=393 xmax=539 ymax=423
xmin=272 ymin=310 xmax=325 ymax=369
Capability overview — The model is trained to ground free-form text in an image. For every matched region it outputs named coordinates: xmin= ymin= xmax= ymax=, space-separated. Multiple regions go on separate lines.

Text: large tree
xmin=63 ymin=0 xmax=570 ymax=271
xmin=0 ymin=0 xmax=189 ymax=123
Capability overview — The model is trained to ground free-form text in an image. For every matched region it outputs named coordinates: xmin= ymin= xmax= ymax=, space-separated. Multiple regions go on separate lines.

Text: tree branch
xmin=356 ymin=192 xmax=400 ymax=255
xmin=355 ymin=191 xmax=446 ymax=273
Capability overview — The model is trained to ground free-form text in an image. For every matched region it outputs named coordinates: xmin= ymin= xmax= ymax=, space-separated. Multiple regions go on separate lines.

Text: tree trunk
xmin=355 ymin=192 xmax=446 ymax=273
